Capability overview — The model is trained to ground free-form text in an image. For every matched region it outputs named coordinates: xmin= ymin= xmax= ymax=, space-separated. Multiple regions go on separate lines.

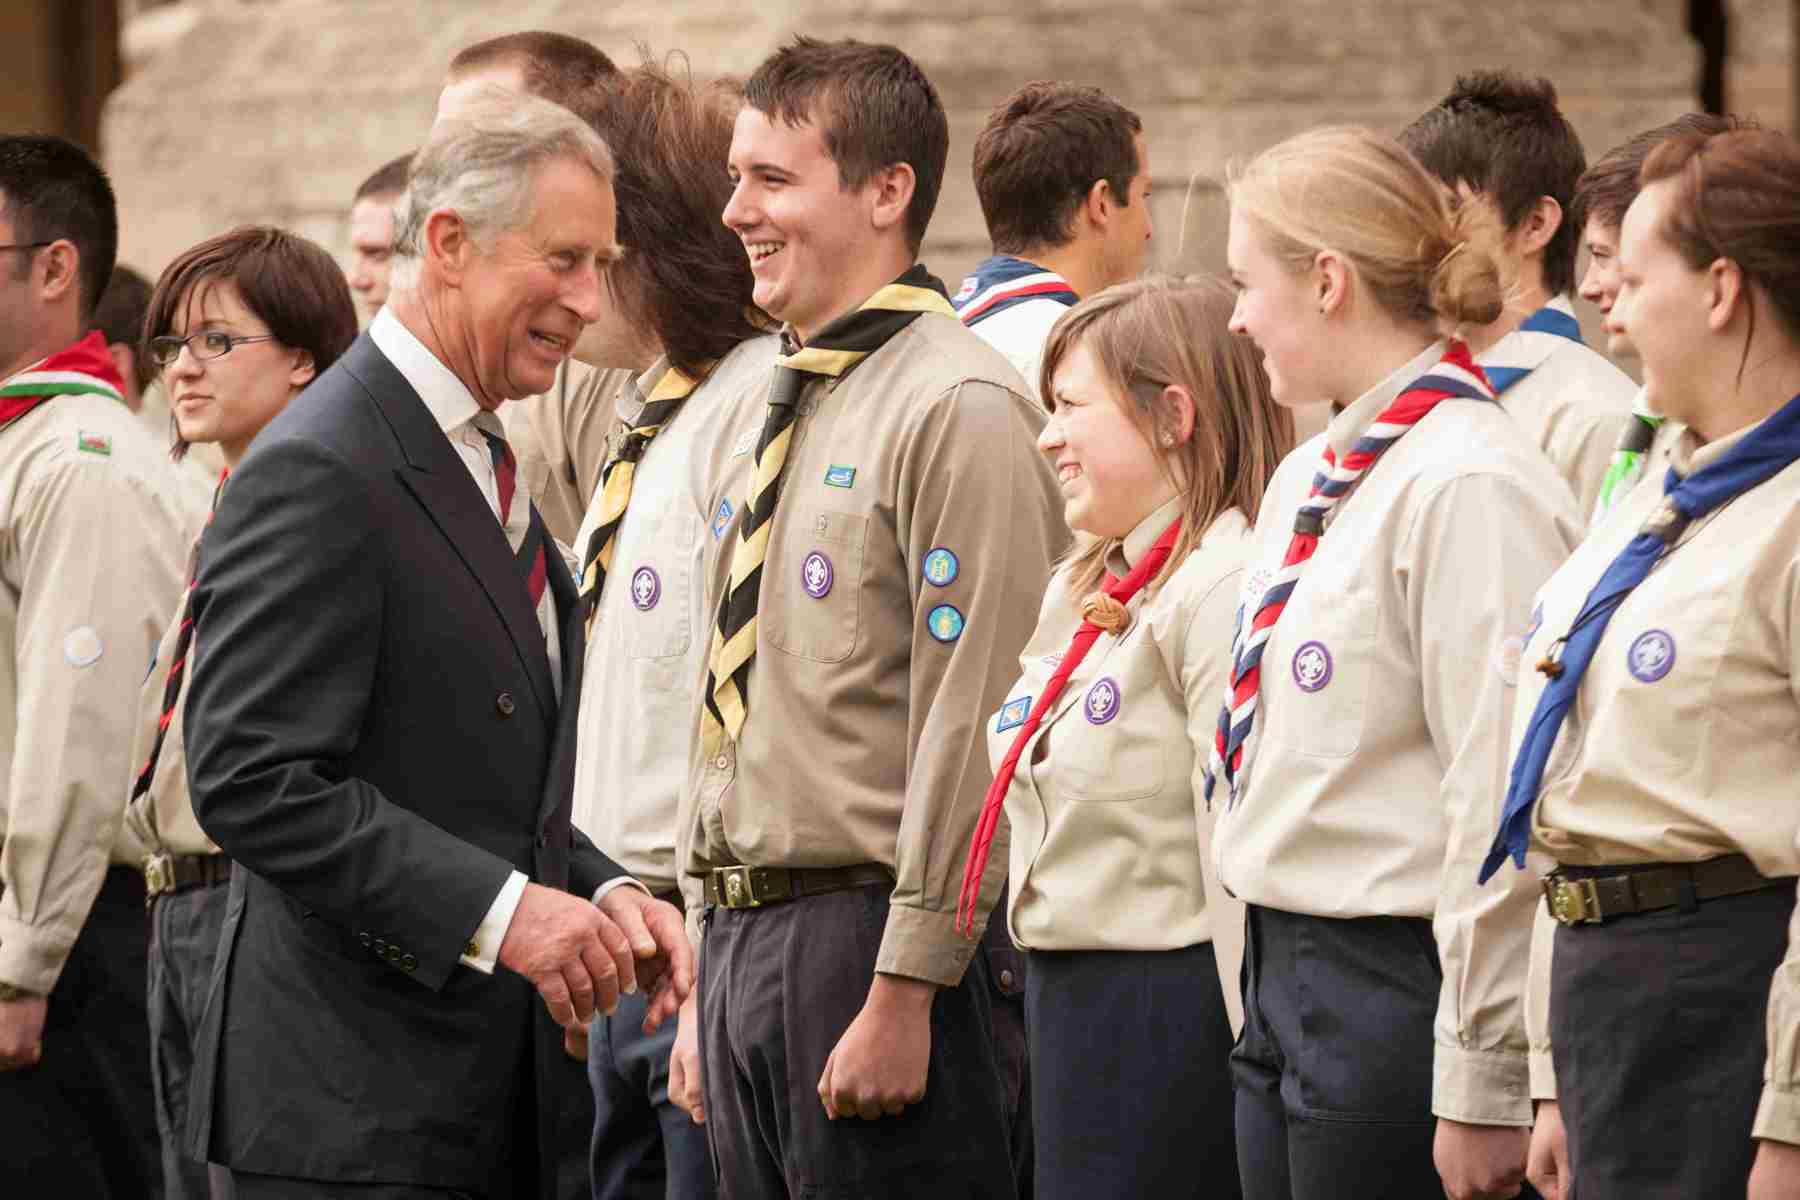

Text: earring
xmin=1160 ymin=432 xmax=1175 ymax=447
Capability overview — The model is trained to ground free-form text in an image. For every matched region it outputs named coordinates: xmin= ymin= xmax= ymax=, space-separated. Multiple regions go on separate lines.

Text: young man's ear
xmin=39 ymin=239 xmax=80 ymax=307
xmin=867 ymin=163 xmax=917 ymax=237
xmin=1082 ymin=176 xmax=1116 ymax=232
xmin=1512 ymin=195 xmax=1564 ymax=259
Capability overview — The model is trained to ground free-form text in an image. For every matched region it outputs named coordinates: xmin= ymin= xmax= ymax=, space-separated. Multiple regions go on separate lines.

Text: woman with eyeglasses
xmin=127 ymin=224 xmax=354 ymax=1200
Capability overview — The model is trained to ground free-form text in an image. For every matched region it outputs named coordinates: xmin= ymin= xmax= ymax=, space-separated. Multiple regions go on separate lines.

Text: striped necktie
xmin=702 ymin=266 xmax=956 ymax=741
xmin=578 ymin=364 xmax=707 ymax=630
xmin=1480 ymin=388 xmax=1800 ymax=883
xmin=956 ymin=516 xmax=1182 ymax=934
xmin=130 ymin=469 xmax=229 ymax=805
xmin=473 ymin=415 xmax=546 ymax=606
xmin=1203 ymin=341 xmax=1496 ymax=808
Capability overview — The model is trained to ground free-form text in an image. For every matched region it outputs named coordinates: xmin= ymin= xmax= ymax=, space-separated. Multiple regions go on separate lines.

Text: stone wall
xmin=105 ymin=0 xmax=1726 ymax=296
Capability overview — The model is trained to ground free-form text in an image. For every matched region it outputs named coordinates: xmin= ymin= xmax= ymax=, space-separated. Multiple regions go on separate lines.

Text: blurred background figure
xmin=346 ymin=152 xmax=413 ymax=324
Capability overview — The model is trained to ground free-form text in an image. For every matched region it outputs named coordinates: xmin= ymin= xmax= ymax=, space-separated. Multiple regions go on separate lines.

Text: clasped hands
xmin=497 ymin=882 xmax=693 ymax=1057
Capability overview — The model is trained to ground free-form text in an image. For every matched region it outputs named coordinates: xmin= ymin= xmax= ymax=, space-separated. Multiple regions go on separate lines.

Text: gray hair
xmin=390 ymin=85 xmax=613 ymax=292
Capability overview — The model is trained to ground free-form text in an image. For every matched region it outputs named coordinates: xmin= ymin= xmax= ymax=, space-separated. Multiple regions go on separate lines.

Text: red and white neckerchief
xmin=0 ymin=331 xmax=125 ymax=428
xmin=957 ymin=516 xmax=1182 ymax=935
xmin=1202 ymin=341 xmax=1495 ymax=809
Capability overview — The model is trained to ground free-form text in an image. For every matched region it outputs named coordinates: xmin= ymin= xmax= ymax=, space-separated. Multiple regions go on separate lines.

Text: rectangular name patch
xmin=996 ymin=695 xmax=1031 ymax=733
xmin=824 ymin=464 xmax=857 ymax=489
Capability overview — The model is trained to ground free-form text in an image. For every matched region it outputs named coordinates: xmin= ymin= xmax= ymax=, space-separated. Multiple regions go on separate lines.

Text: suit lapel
xmin=540 ymin=537 xmax=583 ymax=826
xmin=344 ymin=338 xmax=557 ymax=719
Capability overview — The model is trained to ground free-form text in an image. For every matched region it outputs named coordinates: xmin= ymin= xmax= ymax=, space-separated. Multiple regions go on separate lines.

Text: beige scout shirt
xmin=571 ymin=339 xmax=780 ymax=894
xmin=0 ymin=393 xmax=189 ymax=993
xmin=988 ymin=496 xmax=1248 ymax=1029
xmin=1211 ymin=340 xmax=1583 ymax=1126
xmin=1513 ymin=419 xmax=1800 ymax=1141
xmin=122 ymin=531 xmax=220 ymax=862
xmin=1477 ymin=303 xmax=1638 ymax=520
xmin=678 ymin=311 xmax=1067 ymax=987
xmin=504 ymin=357 xmax=637 ymax=547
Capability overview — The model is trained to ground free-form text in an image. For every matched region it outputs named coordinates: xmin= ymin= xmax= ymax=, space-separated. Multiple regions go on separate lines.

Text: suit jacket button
xmin=358 ymin=931 xmax=371 ymax=948
xmin=999 ymin=968 xmax=1016 ymax=991
xmin=401 ymin=953 xmax=417 ymax=972
xmin=385 ymin=945 xmax=401 ymax=962
xmin=496 ymin=692 xmax=516 ymax=717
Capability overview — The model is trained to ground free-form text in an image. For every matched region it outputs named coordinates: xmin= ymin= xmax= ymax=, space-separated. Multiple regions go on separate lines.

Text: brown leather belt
xmin=144 ymin=852 xmax=232 ymax=901
xmin=703 ymin=863 xmax=891 ymax=909
xmin=1544 ymin=854 xmax=1790 ymax=927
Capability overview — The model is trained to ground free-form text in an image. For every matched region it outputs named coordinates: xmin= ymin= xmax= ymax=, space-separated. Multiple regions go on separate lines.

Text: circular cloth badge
xmin=927 ymin=604 xmax=965 ymax=643
xmin=1292 ymin=641 xmax=1333 ymax=693
xmin=630 ymin=566 xmax=661 ymax=612
xmin=923 ymin=547 xmax=960 ymax=588
xmin=1627 ymin=629 xmax=1676 ymax=683
xmin=1084 ymin=677 xmax=1121 ymax=725
xmin=62 ymin=625 xmax=103 ymax=668
xmin=802 ymin=551 xmax=835 ymax=599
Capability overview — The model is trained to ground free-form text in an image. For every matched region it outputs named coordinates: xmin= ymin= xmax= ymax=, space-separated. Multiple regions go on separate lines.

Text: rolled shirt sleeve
xmin=1407 ymin=472 xmax=1579 ymax=1127
xmin=876 ymin=380 xmax=1062 ymax=985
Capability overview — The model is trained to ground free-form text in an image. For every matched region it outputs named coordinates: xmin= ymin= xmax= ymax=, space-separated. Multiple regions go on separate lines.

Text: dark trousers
xmin=0 ymin=864 xmax=161 ymax=1197
xmin=1552 ymin=880 xmax=1794 ymax=1198
xmin=588 ymin=987 xmax=715 ymax=1200
xmin=1232 ymin=905 xmax=1442 ymax=1200
xmin=698 ymin=886 xmax=1016 ymax=1200
xmin=1026 ymin=942 xmax=1239 ymax=1200
xmin=984 ymin=936 xmax=1032 ymax=1200
xmin=228 ymin=1174 xmax=479 ymax=1198
xmin=150 ymin=878 xmax=236 ymax=1200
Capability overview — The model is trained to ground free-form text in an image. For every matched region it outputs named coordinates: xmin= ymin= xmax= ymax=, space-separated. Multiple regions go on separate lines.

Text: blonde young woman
xmin=1211 ymin=127 xmax=1583 ymax=1200
xmin=959 ymin=275 xmax=1292 ymax=1200
xmin=1485 ymin=129 xmax=1800 ymax=1200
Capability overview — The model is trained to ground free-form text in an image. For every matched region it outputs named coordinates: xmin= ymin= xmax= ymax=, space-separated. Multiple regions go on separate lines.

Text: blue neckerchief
xmin=1480 ymin=301 xmax=1584 ymax=395
xmin=952 ymin=255 xmax=1079 ymax=327
xmin=1480 ymin=390 xmax=1800 ymax=882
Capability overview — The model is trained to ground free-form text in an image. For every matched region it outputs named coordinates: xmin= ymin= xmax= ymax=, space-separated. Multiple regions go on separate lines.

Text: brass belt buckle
xmin=144 ymin=852 xmax=174 ymax=900
xmin=1544 ymin=875 xmax=1601 ymax=926
xmin=715 ymin=865 xmax=759 ymax=909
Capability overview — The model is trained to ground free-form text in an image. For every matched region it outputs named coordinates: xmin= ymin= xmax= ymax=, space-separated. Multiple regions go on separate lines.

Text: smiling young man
xmin=676 ymin=36 xmax=1064 ymax=1200
xmin=958 ymin=82 xmax=1151 ymax=399
xmin=1399 ymin=71 xmax=1638 ymax=517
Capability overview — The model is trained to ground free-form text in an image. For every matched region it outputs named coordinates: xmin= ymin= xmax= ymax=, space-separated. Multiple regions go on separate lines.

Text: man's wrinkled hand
xmin=669 ymin=991 xmax=705 ymax=1124
xmin=596 ymin=886 xmax=694 ymax=1033
xmin=0 ymin=994 xmax=48 ymax=1071
xmin=498 ymin=882 xmax=637 ymax=1031
xmin=817 ymin=974 xmax=933 ymax=1120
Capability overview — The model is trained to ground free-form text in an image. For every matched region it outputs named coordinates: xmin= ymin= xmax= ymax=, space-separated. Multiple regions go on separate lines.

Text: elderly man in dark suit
xmin=182 ymin=88 xmax=693 ymax=1199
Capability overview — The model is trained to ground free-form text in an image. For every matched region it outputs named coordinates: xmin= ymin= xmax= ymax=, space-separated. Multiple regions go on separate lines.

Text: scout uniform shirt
xmin=0 ymin=387 xmax=190 ymax=993
xmin=1210 ymin=341 xmax=1583 ymax=1125
xmin=677 ymin=312 xmax=1067 ymax=985
xmin=1476 ymin=296 xmax=1638 ymax=518
xmin=988 ymin=496 xmax=1248 ymax=1027
xmin=1511 ymin=419 xmax=1800 ymax=1142
xmin=123 ymin=521 xmax=223 ymax=867
xmin=504 ymin=357 xmax=637 ymax=547
xmin=570 ymin=338 xmax=779 ymax=893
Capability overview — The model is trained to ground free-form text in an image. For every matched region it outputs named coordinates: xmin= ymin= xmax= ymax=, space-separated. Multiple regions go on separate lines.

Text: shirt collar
xmin=1114 ymin=493 xmax=1186 ymax=574
xmin=620 ymin=355 xmax=673 ymax=423
xmin=1670 ymin=415 xmax=1762 ymax=478
xmin=1325 ymin=339 xmax=1445 ymax=460
xmin=369 ymin=307 xmax=484 ymax=437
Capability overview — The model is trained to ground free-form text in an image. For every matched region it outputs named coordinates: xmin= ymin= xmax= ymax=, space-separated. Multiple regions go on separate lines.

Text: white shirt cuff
xmin=592 ymin=876 xmax=651 ymax=905
xmin=460 ymin=870 xmax=528 ymax=975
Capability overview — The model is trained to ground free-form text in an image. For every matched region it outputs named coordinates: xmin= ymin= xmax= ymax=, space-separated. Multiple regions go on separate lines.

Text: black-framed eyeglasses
xmin=0 ymin=241 xmax=52 ymax=254
xmin=148 ymin=331 xmax=278 ymax=366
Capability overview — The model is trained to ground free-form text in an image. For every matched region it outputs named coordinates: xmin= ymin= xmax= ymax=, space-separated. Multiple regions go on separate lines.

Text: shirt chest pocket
xmin=1048 ymin=666 xmax=1168 ymax=803
xmin=1266 ymin=576 xmax=1380 ymax=761
xmin=622 ymin=512 xmax=697 ymax=661
xmin=766 ymin=507 xmax=867 ymax=664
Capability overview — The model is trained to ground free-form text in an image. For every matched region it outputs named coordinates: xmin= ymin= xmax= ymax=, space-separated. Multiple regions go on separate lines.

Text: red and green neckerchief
xmin=0 ymin=331 xmax=125 ymax=430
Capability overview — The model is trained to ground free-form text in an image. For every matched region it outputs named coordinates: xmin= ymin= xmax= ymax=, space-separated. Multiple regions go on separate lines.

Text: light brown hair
xmin=973 ymin=82 xmax=1143 ymax=256
xmin=448 ymin=31 xmax=618 ymax=110
xmin=569 ymin=64 xmax=770 ymax=377
xmin=1039 ymin=274 xmax=1294 ymax=609
xmin=1228 ymin=126 xmax=1503 ymax=336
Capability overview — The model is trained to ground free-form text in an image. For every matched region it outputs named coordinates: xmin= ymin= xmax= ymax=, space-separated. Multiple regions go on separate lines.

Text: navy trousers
xmin=588 ymin=987 xmax=715 ymax=1200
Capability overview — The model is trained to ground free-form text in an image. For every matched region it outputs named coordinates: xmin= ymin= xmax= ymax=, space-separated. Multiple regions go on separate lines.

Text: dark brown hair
xmin=0 ymin=134 xmax=117 ymax=323
xmin=570 ymin=64 xmax=770 ymax=377
xmin=144 ymin=226 xmax=357 ymax=459
xmin=449 ymin=31 xmax=618 ymax=110
xmin=1397 ymin=71 xmax=1586 ymax=297
xmin=973 ymin=82 xmax=1143 ymax=256
xmin=91 ymin=263 xmax=155 ymax=391
xmin=1640 ymin=128 xmax=1800 ymax=344
xmin=1573 ymin=113 xmax=1752 ymax=235
xmin=743 ymin=36 xmax=947 ymax=254
xmin=354 ymin=151 xmax=414 ymax=204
